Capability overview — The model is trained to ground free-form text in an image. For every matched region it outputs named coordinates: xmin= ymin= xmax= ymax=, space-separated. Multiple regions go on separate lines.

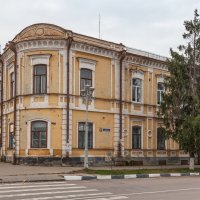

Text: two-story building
xmin=0 ymin=23 xmax=188 ymax=165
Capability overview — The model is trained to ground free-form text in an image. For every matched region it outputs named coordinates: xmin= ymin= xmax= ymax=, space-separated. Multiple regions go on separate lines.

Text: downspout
xmin=7 ymin=42 xmax=17 ymax=164
xmin=119 ymin=49 xmax=126 ymax=157
xmin=66 ymin=36 xmax=73 ymax=157
xmin=0 ymin=56 xmax=3 ymax=152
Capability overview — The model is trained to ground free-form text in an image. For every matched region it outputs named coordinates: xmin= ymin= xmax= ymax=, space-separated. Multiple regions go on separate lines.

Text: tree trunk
xmin=189 ymin=157 xmax=195 ymax=170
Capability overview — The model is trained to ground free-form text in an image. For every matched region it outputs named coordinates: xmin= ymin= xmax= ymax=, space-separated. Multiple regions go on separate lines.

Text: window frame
xmin=80 ymin=68 xmax=92 ymax=94
xmin=132 ymin=126 xmax=142 ymax=149
xmin=9 ymin=123 xmax=14 ymax=149
xmin=31 ymin=120 xmax=48 ymax=149
xmin=78 ymin=122 xmax=93 ymax=149
xmin=157 ymin=82 xmax=164 ymax=105
xmin=33 ymin=65 xmax=47 ymax=94
xmin=132 ymin=78 xmax=142 ymax=103
xmin=10 ymin=72 xmax=15 ymax=99
xmin=157 ymin=127 xmax=166 ymax=150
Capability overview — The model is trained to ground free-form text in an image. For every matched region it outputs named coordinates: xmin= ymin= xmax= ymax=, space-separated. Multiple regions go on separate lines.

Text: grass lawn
xmin=78 ymin=168 xmax=200 ymax=175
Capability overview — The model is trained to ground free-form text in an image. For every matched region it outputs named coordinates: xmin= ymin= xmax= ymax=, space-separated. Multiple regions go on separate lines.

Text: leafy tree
xmin=159 ymin=9 xmax=200 ymax=170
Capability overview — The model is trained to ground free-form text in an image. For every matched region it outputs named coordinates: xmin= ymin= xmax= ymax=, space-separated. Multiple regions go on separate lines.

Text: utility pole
xmin=99 ymin=14 xmax=101 ymax=39
xmin=81 ymin=85 xmax=94 ymax=169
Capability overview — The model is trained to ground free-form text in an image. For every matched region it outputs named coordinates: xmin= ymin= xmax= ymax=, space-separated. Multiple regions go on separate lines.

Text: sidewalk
xmin=0 ymin=162 xmax=82 ymax=183
xmin=0 ymin=162 xmax=199 ymax=183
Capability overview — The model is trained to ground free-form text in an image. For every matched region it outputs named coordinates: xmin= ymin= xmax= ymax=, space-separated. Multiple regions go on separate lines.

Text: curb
xmin=64 ymin=172 xmax=200 ymax=181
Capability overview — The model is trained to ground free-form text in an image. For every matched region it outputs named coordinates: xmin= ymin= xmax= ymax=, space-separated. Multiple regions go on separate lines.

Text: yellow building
xmin=0 ymin=23 xmax=188 ymax=165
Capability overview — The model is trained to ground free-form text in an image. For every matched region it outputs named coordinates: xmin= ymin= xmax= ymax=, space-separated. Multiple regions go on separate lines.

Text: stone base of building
xmin=1 ymin=156 xmax=191 ymax=166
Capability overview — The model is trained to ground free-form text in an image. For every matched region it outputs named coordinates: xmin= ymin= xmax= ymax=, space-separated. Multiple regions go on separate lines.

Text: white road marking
xmin=95 ymin=187 xmax=200 ymax=198
xmin=0 ymin=189 xmax=98 ymax=198
xmin=0 ymin=181 xmax=128 ymax=200
xmin=0 ymin=183 xmax=75 ymax=189
xmin=20 ymin=192 xmax=113 ymax=200
xmin=0 ymin=181 xmax=66 ymax=186
xmin=0 ymin=186 xmax=86 ymax=193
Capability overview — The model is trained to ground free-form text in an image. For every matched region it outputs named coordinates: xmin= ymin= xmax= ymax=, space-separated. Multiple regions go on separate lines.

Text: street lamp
xmin=81 ymin=84 xmax=94 ymax=169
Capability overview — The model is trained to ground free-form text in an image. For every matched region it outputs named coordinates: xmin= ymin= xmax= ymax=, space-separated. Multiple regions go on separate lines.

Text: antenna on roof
xmin=99 ymin=13 xmax=101 ymax=39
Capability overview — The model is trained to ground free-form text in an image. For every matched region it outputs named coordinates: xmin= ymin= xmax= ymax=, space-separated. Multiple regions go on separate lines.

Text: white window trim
xmin=26 ymin=118 xmax=51 ymax=155
xmin=8 ymin=64 xmax=14 ymax=99
xmin=78 ymin=58 xmax=96 ymax=109
xmin=76 ymin=121 xmax=95 ymax=150
xmin=29 ymin=55 xmax=50 ymax=107
xmin=131 ymin=71 xmax=144 ymax=103
xmin=30 ymin=54 xmax=51 ymax=94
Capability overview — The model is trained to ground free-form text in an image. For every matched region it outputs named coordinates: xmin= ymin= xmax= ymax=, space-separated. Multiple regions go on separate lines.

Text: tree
xmin=159 ymin=9 xmax=200 ymax=170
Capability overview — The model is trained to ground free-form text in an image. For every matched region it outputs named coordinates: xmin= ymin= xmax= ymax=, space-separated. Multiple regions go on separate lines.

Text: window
xmin=31 ymin=121 xmax=47 ymax=148
xmin=33 ymin=65 xmax=47 ymax=94
xmin=78 ymin=122 xmax=93 ymax=149
xmin=157 ymin=127 xmax=165 ymax=150
xmin=10 ymin=72 xmax=14 ymax=98
xmin=132 ymin=126 xmax=141 ymax=149
xmin=132 ymin=78 xmax=142 ymax=102
xmin=157 ymin=82 xmax=164 ymax=104
xmin=80 ymin=69 xmax=92 ymax=92
xmin=9 ymin=124 xmax=14 ymax=149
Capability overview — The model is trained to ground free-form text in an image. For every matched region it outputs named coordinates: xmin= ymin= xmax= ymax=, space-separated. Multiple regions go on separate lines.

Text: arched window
xmin=31 ymin=121 xmax=47 ymax=148
xmin=80 ymin=69 xmax=92 ymax=92
xmin=132 ymin=126 xmax=141 ymax=149
xmin=157 ymin=82 xmax=164 ymax=104
xmin=132 ymin=78 xmax=142 ymax=102
xmin=157 ymin=127 xmax=165 ymax=150
xmin=78 ymin=122 xmax=93 ymax=149
xmin=33 ymin=65 xmax=47 ymax=94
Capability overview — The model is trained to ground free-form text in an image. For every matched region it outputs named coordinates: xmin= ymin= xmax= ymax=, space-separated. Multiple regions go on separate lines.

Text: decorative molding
xmin=13 ymin=24 xmax=67 ymax=43
xmin=72 ymin=42 xmax=119 ymax=59
xmin=16 ymin=40 xmax=67 ymax=52
xmin=125 ymin=54 xmax=168 ymax=71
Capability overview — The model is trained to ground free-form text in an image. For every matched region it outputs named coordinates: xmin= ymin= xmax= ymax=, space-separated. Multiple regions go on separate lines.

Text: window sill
xmin=132 ymin=148 xmax=142 ymax=150
xmin=132 ymin=101 xmax=143 ymax=104
xmin=32 ymin=93 xmax=47 ymax=96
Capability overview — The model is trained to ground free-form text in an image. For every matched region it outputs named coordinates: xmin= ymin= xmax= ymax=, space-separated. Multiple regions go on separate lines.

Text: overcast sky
xmin=0 ymin=0 xmax=200 ymax=57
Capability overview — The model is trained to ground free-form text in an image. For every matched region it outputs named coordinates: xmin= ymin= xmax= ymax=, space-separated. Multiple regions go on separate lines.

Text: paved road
xmin=74 ymin=176 xmax=200 ymax=200
xmin=1 ymin=177 xmax=200 ymax=199
xmin=0 ymin=181 xmax=127 ymax=200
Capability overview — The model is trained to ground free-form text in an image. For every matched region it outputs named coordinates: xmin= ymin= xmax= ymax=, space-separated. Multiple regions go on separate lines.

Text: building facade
xmin=0 ymin=23 xmax=189 ymax=165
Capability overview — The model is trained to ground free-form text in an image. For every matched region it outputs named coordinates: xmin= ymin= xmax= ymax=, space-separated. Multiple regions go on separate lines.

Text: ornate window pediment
xmin=13 ymin=24 xmax=68 ymax=43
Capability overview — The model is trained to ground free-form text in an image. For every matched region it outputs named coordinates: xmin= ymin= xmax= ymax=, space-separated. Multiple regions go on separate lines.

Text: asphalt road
xmin=1 ymin=177 xmax=200 ymax=199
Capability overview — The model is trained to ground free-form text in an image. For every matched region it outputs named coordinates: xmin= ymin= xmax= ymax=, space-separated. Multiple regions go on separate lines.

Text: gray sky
xmin=0 ymin=0 xmax=200 ymax=57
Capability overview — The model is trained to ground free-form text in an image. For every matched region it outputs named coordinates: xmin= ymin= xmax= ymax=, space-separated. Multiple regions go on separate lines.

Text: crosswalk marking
xmin=0 ymin=189 xmax=98 ymax=198
xmin=0 ymin=181 xmax=66 ymax=186
xmin=20 ymin=192 xmax=113 ymax=200
xmin=0 ymin=186 xmax=86 ymax=193
xmin=0 ymin=181 xmax=128 ymax=200
xmin=0 ymin=183 xmax=75 ymax=189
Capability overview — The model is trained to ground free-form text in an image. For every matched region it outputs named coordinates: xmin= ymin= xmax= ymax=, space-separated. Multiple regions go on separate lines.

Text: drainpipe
xmin=119 ymin=49 xmax=126 ymax=157
xmin=6 ymin=42 xmax=17 ymax=165
xmin=0 ymin=56 xmax=3 ymax=152
xmin=66 ymin=36 xmax=73 ymax=157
